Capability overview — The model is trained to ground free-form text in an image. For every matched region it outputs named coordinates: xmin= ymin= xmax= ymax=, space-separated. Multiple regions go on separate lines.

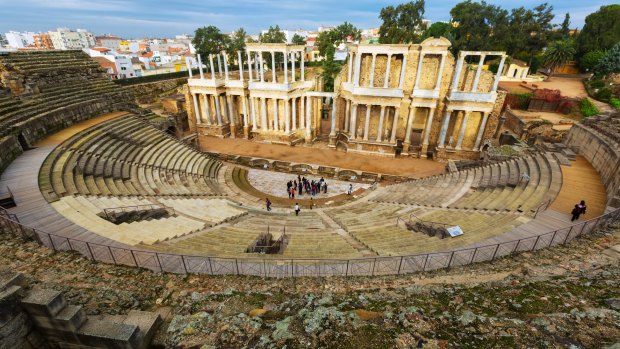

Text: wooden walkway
xmin=462 ymin=155 xmax=608 ymax=250
xmin=0 ymin=146 xmax=128 ymax=247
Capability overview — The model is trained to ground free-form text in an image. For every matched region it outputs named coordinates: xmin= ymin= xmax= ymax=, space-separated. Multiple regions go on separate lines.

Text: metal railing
xmin=0 ymin=205 xmax=618 ymax=278
xmin=533 ymin=199 xmax=552 ymax=218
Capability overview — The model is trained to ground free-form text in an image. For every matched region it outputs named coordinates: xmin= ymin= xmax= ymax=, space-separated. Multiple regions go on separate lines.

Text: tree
xmin=226 ymin=28 xmax=247 ymax=65
xmin=422 ymin=22 xmax=452 ymax=40
xmin=543 ymin=39 xmax=576 ymax=79
xmin=192 ymin=26 xmax=228 ymax=56
xmin=314 ymin=22 xmax=361 ymax=91
xmin=559 ymin=13 xmax=570 ymax=39
xmin=580 ymin=50 xmax=606 ymax=72
xmin=577 ymin=5 xmax=620 ymax=57
xmin=379 ymin=0 xmax=426 ymax=44
xmin=525 ymin=3 xmax=555 ymax=65
xmin=449 ymin=1 xmax=510 ymax=52
xmin=258 ymin=25 xmax=286 ymax=70
xmin=259 ymin=25 xmax=286 ymax=43
xmin=595 ymin=43 xmax=620 ymax=77
xmin=291 ymin=33 xmax=306 ymax=46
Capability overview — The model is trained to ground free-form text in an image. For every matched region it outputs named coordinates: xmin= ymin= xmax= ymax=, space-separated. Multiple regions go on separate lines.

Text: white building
xmin=49 ymin=28 xmax=95 ymax=50
xmin=4 ymin=31 xmax=37 ymax=49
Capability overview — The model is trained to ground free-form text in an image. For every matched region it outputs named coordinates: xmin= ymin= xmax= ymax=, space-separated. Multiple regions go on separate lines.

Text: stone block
xmin=122 ymin=310 xmax=162 ymax=349
xmin=0 ymin=273 xmax=27 ymax=292
xmin=0 ymin=285 xmax=24 ymax=327
xmin=21 ymin=289 xmax=66 ymax=317
xmin=76 ymin=320 xmax=142 ymax=349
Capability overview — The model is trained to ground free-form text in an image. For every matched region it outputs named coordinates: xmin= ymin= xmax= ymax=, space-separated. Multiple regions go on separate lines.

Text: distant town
xmin=0 ymin=25 xmax=420 ymax=80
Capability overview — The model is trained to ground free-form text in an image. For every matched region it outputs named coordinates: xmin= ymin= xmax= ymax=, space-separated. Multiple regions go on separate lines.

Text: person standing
xmin=294 ymin=203 xmax=300 ymax=216
xmin=266 ymin=198 xmax=272 ymax=211
xmin=291 ymin=187 xmax=295 ymax=200
xmin=348 ymin=183 xmax=353 ymax=195
xmin=323 ymin=181 xmax=328 ymax=194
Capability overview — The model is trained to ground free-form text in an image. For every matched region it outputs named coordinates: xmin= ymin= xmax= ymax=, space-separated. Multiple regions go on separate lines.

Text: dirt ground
xmin=199 ymin=137 xmax=446 ymax=177
xmin=499 ymin=76 xmax=612 ymax=112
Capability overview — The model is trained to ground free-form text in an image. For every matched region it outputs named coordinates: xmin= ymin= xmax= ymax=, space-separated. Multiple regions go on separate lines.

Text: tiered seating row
xmin=41 ymin=116 xmax=224 ymax=200
xmin=51 ymin=195 xmax=207 ymax=245
xmin=371 ymin=154 xmax=562 ymax=214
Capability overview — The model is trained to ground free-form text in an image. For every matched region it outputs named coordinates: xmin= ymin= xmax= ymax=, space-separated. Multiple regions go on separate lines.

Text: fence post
xmin=155 ymin=253 xmax=163 ymax=272
xmin=564 ymin=226 xmax=574 ymax=244
xmin=66 ymin=238 xmax=73 ymax=251
xmin=129 ymin=250 xmax=139 ymax=267
xmin=208 ymin=257 xmax=214 ymax=275
xmin=181 ymin=255 xmax=188 ymax=274
xmin=422 ymin=254 xmax=430 ymax=271
xmin=447 ymin=251 xmax=455 ymax=268
xmin=345 ymin=260 xmax=349 ymax=276
xmin=397 ymin=256 xmax=404 ymax=274
xmin=550 ymin=230 xmax=558 ymax=246
xmin=109 ymin=246 xmax=117 ymax=265
xmin=371 ymin=258 xmax=377 ymax=276
xmin=86 ymin=242 xmax=95 ymax=261
xmin=532 ymin=236 xmax=541 ymax=251
xmin=469 ymin=248 xmax=477 ymax=264
xmin=491 ymin=244 xmax=500 ymax=260
xmin=235 ymin=258 xmax=240 ymax=275
xmin=48 ymin=233 xmax=57 ymax=251
xmin=290 ymin=259 xmax=294 ymax=277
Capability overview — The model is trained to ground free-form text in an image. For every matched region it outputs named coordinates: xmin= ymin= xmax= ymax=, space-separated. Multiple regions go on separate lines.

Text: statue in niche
xmin=357 ymin=126 xmax=364 ymax=139
xmin=384 ymin=128 xmax=391 ymax=141
xmin=448 ymin=136 xmax=454 ymax=148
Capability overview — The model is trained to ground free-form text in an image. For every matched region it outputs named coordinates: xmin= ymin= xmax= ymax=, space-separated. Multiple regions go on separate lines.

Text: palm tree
xmin=543 ymin=39 xmax=576 ymax=80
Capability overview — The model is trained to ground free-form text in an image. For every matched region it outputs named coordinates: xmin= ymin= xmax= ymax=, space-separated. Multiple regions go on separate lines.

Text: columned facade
xmin=186 ymin=38 xmax=507 ymax=160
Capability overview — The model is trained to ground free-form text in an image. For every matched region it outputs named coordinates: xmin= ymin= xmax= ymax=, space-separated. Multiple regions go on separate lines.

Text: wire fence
xmin=1 ymin=206 xmax=618 ymax=278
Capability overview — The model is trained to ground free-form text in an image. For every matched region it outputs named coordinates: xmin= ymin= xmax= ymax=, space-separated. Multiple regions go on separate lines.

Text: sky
xmin=0 ymin=0 xmax=612 ymax=38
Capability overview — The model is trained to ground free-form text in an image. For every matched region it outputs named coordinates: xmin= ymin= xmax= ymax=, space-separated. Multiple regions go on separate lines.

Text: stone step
xmin=75 ymin=319 xmax=142 ymax=349
xmin=21 ymin=288 xmax=67 ymax=317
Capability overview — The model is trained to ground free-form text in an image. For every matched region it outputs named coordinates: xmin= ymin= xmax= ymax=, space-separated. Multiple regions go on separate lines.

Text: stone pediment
xmin=420 ymin=36 xmax=452 ymax=48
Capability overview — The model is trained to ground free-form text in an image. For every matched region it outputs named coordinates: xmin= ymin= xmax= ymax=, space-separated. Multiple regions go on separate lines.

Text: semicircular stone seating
xmin=36 ymin=114 xmax=564 ymax=258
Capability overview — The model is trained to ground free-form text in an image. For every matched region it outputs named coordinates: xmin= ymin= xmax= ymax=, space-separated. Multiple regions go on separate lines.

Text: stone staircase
xmin=0 ymin=272 xmax=162 ymax=349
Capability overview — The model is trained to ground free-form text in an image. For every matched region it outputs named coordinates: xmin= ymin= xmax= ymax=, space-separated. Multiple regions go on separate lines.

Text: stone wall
xmin=125 ymin=77 xmax=186 ymax=104
xmin=565 ymin=123 xmax=620 ymax=209
xmin=0 ymin=136 xmax=23 ymax=175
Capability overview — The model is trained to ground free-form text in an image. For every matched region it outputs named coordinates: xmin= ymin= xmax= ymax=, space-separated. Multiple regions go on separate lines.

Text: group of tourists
xmin=286 ymin=175 xmax=328 ymax=199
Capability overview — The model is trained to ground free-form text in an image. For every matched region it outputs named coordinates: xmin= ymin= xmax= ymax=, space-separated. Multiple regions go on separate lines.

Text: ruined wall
xmin=0 ymin=136 xmax=23 ymax=175
xmin=125 ymin=77 xmax=186 ymax=104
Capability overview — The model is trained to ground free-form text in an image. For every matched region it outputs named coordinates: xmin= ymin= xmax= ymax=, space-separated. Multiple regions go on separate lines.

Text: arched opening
xmin=17 ymin=133 xmax=30 ymax=150
xmin=166 ymin=126 xmax=177 ymax=136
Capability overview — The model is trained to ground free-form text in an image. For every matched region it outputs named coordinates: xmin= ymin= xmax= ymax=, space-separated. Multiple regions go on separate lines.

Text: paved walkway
xmin=198 ymin=137 xmax=446 ymax=177
xmin=247 ymin=168 xmax=371 ymax=199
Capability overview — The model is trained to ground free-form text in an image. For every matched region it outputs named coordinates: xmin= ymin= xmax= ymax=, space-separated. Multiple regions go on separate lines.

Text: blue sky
xmin=0 ymin=0 xmax=611 ymax=38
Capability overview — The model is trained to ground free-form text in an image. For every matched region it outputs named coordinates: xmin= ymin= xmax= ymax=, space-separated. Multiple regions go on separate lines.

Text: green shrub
xmin=595 ymin=87 xmax=612 ymax=101
xmin=610 ymin=97 xmax=620 ymax=109
xmin=580 ymin=98 xmax=600 ymax=117
xmin=589 ymin=79 xmax=605 ymax=89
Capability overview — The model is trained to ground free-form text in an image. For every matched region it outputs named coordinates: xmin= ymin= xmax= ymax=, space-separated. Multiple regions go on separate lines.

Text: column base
xmin=243 ymin=126 xmax=250 ymax=139
xmin=230 ymin=124 xmax=237 ymax=139
xmin=402 ymin=142 xmax=410 ymax=154
xmin=420 ymin=144 xmax=429 ymax=158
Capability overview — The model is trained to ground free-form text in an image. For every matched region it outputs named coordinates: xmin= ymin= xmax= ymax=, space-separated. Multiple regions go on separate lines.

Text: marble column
xmin=354 ymin=53 xmax=362 ymax=87
xmin=473 ymin=112 xmax=490 ymax=150
xmin=414 ymin=52 xmax=424 ymax=89
xmin=330 ymin=97 xmax=337 ymax=136
xmin=242 ymin=96 xmax=249 ymax=129
xmin=197 ymin=54 xmax=204 ymax=79
xmin=292 ymin=97 xmax=297 ymax=130
xmin=363 ymin=105 xmax=372 ymax=140
xmin=237 ymin=51 xmax=243 ymax=80
xmin=284 ymin=52 xmax=289 ymax=84
xmin=185 ymin=57 xmax=193 ymax=78
xmin=260 ymin=97 xmax=267 ymax=130
xmin=369 ymin=54 xmax=377 ymax=87
xmin=435 ymin=53 xmax=446 ymax=90
xmin=455 ymin=111 xmax=471 ymax=150
xmin=344 ymin=100 xmax=350 ymax=132
xmin=260 ymin=53 xmax=265 ymax=82
xmin=349 ymin=103 xmax=358 ymax=139
xmin=250 ymin=97 xmax=257 ymax=131
xmin=376 ymin=106 xmax=386 ymax=142
xmin=214 ymin=94 xmax=222 ymax=125
xmin=285 ymin=99 xmax=290 ymax=133
xmin=398 ymin=54 xmax=407 ymax=89
xmin=492 ymin=55 xmax=507 ymax=91
xmin=227 ymin=95 xmax=235 ymax=126
xmin=273 ymin=99 xmax=279 ymax=131
xmin=216 ymin=54 xmax=223 ymax=79
xmin=404 ymin=106 xmax=416 ymax=144
xmin=291 ymin=52 xmax=296 ymax=82
xmin=422 ymin=108 xmax=435 ymax=146
xmin=202 ymin=94 xmax=211 ymax=125
xmin=390 ymin=107 xmax=400 ymax=143
xmin=305 ymin=96 xmax=312 ymax=139
xmin=247 ymin=51 xmax=253 ymax=82
xmin=471 ymin=54 xmax=486 ymax=92
xmin=300 ymin=95 xmax=305 ymax=129
xmin=347 ymin=52 xmax=353 ymax=82
xmin=384 ymin=54 xmax=392 ymax=88
xmin=271 ymin=51 xmax=276 ymax=83
xmin=438 ymin=110 xmax=451 ymax=147
xmin=451 ymin=53 xmax=465 ymax=93
xmin=223 ymin=53 xmax=229 ymax=80
xmin=192 ymin=93 xmax=201 ymax=124
xmin=209 ymin=54 xmax=216 ymax=81
xmin=301 ymin=53 xmax=305 ymax=81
